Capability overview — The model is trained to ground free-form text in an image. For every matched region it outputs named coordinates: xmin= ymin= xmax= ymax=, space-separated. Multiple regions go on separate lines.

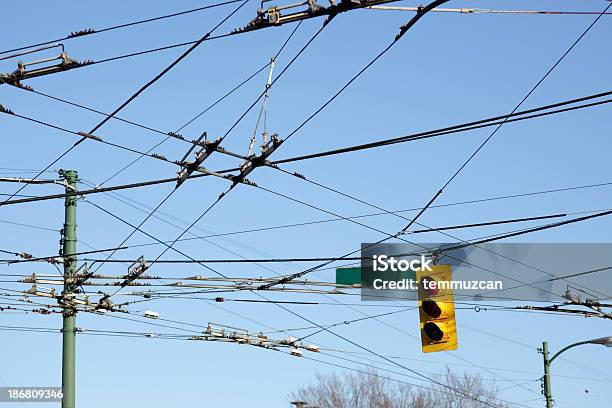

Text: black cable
xmin=138 ymin=0 xmax=450 ymax=298
xmin=270 ymin=165 xmax=609 ymax=299
xmin=88 ymin=12 xmax=308 ymax=277
xmin=2 ymin=110 xmax=180 ymax=166
xmin=279 ymin=0 xmax=464 ymax=149
xmin=0 ymin=0 xmax=249 ymax=203
xmin=98 ymin=61 xmax=272 ymax=186
xmin=5 ymin=181 xmax=610 ymax=264
xmin=84 ymin=199 xmax=231 ymax=279
xmin=271 ymin=91 xmax=612 ymax=164
xmin=14 ymin=60 xmax=269 ymax=155
xmin=408 ymin=213 xmax=567 ymax=233
xmin=213 ymin=19 xmax=320 ymax=147
xmin=97 ymin=18 xmax=304 ymax=188
xmin=394 ymin=1 xmax=612 ymax=239
xmin=439 ymin=209 xmax=612 ymax=254
xmin=260 ymin=2 xmax=612 ymax=289
xmin=250 ymin=181 xmax=571 ymax=302
xmin=1 ymin=89 xmax=609 ymax=208
xmin=0 ymin=0 xmax=242 ymax=56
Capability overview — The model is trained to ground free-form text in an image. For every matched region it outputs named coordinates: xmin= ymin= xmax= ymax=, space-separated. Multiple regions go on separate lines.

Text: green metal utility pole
xmin=541 ymin=341 xmax=553 ymax=408
xmin=60 ymin=170 xmax=78 ymax=408
xmin=541 ymin=337 xmax=612 ymax=408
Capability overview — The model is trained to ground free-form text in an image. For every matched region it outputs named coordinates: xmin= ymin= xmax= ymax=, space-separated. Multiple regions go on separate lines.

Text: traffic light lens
xmin=423 ymin=322 xmax=444 ymax=342
xmin=422 ymin=300 xmax=442 ymax=318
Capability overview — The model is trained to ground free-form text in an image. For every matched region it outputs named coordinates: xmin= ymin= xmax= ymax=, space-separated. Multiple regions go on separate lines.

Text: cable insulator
xmin=68 ymin=28 xmax=96 ymax=38
xmin=0 ymin=105 xmax=15 ymax=115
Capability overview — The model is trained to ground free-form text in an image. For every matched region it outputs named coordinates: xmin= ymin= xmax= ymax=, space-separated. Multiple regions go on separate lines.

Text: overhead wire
xmin=271 ymin=90 xmax=612 ymax=164
xmin=0 ymin=90 xmax=610 ymax=209
xmin=392 ymin=0 xmax=612 ymax=239
xmin=86 ymin=14 xmax=323 ymax=279
xmin=11 ymin=59 xmax=270 ymax=168
xmin=266 ymin=166 xmax=609 ymax=299
xmin=3 ymin=2 xmax=608 ymax=402
xmin=258 ymin=2 xmax=612 ymax=288
xmin=4 ymin=177 xmax=612 ymax=264
xmin=0 ymin=0 xmax=249 ymax=204
xmin=0 ymin=0 xmax=243 ymax=56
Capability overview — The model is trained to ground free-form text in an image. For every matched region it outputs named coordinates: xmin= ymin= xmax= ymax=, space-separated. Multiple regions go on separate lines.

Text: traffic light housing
xmin=417 ymin=264 xmax=457 ymax=353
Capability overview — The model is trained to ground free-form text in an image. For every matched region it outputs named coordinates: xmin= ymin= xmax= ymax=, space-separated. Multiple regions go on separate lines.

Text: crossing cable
xmin=72 ymin=213 xmax=338 ymax=339
xmin=83 ymin=200 xmax=232 ymax=281
xmin=86 ymin=16 xmax=323 ymax=278
xmin=87 ymin=1 xmax=462 ymax=321
xmin=16 ymin=186 xmax=592 ymax=386
xmin=267 ymin=166 xmax=610 ymax=299
xmin=194 ymin=18 xmax=324 ymax=158
xmin=278 ymin=0 xmax=451 ymax=147
xmin=9 ymin=60 xmax=270 ymax=160
xmin=258 ymin=3 xmax=612 ymax=289
xmin=393 ymin=0 xmax=612 ymax=237
xmin=257 ymin=186 xmax=612 ymax=293
xmin=0 ymin=110 xmax=188 ymax=167
xmin=3 ymin=85 xmax=608 ymax=204
xmin=32 ymin=209 xmax=580 ymax=404
xmin=108 ymin=198 xmax=531 ymax=408
xmin=0 ymin=0 xmax=402 ymax=79
xmin=0 ymin=89 xmax=609 ymax=208
xmin=71 ymin=151 xmax=548 ymax=404
xmin=0 ymin=0 xmax=249 ymax=204
xmin=2 ymin=180 xmax=612 ymax=267
xmin=77 ymin=169 xmax=556 ymax=306
xmin=3 ymin=203 xmax=610 ymax=268
xmin=175 ymin=25 xmax=612 ymax=297
xmin=79 ymin=181 xmax=330 ymax=283
xmin=246 ymin=176 xmax=612 ymax=306
xmin=0 ymin=1 xmax=243 ymax=56
xmin=270 ymin=91 xmax=612 ymax=164
xmin=0 ymin=324 xmax=533 ymax=405
xmin=5 ymin=85 xmax=610 ymax=176
xmin=76 ymin=175 xmax=596 ymax=286
xmin=101 ymin=0 xmax=449 ymax=279
xmin=249 ymin=181 xmax=584 ymax=302
xmin=99 ymin=18 xmax=304 ymax=187
xmin=259 ymin=292 xmax=511 ymax=408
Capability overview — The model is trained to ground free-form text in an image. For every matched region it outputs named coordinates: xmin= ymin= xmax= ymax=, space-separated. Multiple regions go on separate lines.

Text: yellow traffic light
xmin=417 ymin=264 xmax=457 ymax=353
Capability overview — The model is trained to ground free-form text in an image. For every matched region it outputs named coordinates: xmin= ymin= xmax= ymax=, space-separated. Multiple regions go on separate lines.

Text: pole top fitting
xmin=59 ymin=169 xmax=78 ymax=181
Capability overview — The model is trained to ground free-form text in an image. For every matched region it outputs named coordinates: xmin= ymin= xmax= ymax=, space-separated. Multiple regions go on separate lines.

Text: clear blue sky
xmin=0 ymin=1 xmax=611 ymax=407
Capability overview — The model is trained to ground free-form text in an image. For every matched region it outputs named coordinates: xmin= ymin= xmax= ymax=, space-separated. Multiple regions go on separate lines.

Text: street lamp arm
xmin=548 ymin=340 xmax=593 ymax=365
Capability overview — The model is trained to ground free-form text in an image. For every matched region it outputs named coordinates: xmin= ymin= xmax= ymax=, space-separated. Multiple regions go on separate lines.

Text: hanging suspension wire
xmin=258 ymin=2 xmax=612 ymax=290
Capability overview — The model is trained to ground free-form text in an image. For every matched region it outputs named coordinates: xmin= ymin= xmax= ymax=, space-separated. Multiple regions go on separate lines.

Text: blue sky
xmin=0 ymin=1 xmax=611 ymax=407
